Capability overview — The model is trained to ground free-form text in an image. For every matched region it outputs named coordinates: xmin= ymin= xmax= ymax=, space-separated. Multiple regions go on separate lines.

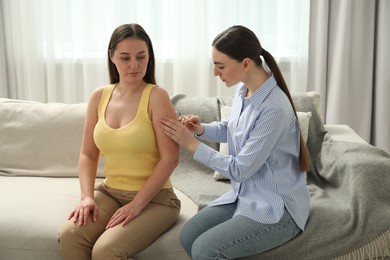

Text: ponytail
xmin=262 ymin=49 xmax=311 ymax=172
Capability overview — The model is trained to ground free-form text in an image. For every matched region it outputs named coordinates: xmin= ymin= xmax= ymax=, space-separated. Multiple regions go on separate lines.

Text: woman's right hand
xmin=179 ymin=115 xmax=204 ymax=135
xmin=68 ymin=196 xmax=98 ymax=226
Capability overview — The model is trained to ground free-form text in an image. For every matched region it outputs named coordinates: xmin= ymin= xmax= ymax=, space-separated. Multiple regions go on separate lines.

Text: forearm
xmin=132 ymin=159 xmax=178 ymax=210
xmin=78 ymin=154 xmax=99 ymax=199
xmin=196 ymin=122 xmax=228 ymax=144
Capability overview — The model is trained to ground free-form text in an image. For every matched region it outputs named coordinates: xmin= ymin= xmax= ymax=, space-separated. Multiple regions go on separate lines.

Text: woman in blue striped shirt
xmin=160 ymin=25 xmax=311 ymax=259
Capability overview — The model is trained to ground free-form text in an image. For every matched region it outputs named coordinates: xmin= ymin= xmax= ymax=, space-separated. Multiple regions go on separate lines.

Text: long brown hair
xmin=107 ymin=23 xmax=156 ymax=85
xmin=212 ymin=25 xmax=310 ymax=172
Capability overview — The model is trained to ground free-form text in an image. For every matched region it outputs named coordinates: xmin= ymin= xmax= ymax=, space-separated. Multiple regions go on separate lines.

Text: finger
xmin=162 ymin=126 xmax=179 ymax=141
xmin=78 ymin=209 xmax=84 ymax=226
xmin=159 ymin=122 xmax=179 ymax=138
xmin=122 ymin=216 xmax=134 ymax=226
xmin=185 ymin=121 xmax=197 ymax=128
xmin=161 ymin=117 xmax=181 ymax=128
xmin=81 ymin=209 xmax=90 ymax=226
xmin=68 ymin=210 xmax=76 ymax=220
xmin=106 ymin=216 xmax=122 ymax=229
xmin=72 ymin=210 xmax=79 ymax=223
xmin=106 ymin=213 xmax=120 ymax=229
xmin=92 ymin=207 xmax=98 ymax=222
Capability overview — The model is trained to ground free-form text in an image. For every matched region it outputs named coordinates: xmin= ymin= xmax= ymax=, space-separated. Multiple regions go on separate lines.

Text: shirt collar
xmin=238 ymin=73 xmax=278 ymax=109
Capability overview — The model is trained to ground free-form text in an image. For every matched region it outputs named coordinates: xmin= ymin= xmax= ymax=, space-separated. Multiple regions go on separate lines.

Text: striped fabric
xmin=193 ymin=75 xmax=310 ymax=230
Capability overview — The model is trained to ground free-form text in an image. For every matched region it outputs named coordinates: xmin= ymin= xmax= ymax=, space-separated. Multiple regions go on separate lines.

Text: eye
xmin=136 ymin=56 xmax=146 ymax=60
xmin=218 ymin=66 xmax=225 ymax=70
xmin=120 ymin=57 xmax=130 ymax=61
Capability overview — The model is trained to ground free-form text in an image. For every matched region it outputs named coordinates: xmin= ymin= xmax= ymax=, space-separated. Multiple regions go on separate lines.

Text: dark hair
xmin=212 ymin=25 xmax=310 ymax=172
xmin=107 ymin=23 xmax=156 ymax=84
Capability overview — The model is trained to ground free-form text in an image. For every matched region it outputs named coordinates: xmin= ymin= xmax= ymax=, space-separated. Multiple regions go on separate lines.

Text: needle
xmin=176 ymin=111 xmax=197 ymax=128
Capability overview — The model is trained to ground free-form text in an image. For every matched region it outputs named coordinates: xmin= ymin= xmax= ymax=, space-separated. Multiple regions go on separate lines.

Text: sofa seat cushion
xmin=0 ymin=176 xmax=196 ymax=260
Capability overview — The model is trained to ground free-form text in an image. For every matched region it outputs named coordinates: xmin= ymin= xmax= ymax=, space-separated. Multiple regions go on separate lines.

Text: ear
xmin=242 ymin=58 xmax=252 ymax=71
xmin=109 ymin=49 xmax=115 ymax=62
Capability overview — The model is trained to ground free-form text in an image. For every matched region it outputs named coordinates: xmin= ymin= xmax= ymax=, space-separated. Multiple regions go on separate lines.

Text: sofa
xmin=1 ymin=92 xmax=390 ymax=260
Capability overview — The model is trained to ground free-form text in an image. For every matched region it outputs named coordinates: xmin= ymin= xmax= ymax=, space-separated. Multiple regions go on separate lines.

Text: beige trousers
xmin=58 ymin=181 xmax=181 ymax=260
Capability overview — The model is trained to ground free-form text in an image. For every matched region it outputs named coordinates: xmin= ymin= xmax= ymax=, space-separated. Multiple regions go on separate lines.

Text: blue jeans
xmin=180 ymin=202 xmax=301 ymax=260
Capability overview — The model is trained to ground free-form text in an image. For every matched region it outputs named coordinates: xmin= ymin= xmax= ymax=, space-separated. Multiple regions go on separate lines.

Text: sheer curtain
xmin=1 ymin=0 xmax=310 ymax=103
xmin=0 ymin=0 xmax=8 ymax=98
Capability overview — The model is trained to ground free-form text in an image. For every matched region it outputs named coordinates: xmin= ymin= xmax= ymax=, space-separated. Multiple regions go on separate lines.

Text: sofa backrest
xmin=0 ymin=98 xmax=104 ymax=177
xmin=0 ymin=91 xmax=325 ymax=178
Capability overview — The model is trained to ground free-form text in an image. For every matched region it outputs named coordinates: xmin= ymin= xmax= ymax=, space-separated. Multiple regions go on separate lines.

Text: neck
xmin=116 ymin=81 xmax=146 ymax=95
xmin=244 ymin=67 xmax=269 ymax=97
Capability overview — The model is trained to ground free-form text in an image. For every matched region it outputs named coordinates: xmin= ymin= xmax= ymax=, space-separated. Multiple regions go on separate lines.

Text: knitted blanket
xmin=245 ymin=137 xmax=390 ymax=259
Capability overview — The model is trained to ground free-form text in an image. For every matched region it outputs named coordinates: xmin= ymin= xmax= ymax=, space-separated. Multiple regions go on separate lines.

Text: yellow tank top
xmin=94 ymin=84 xmax=172 ymax=191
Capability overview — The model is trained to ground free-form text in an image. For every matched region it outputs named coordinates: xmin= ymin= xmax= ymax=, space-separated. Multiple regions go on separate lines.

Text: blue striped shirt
xmin=193 ymin=74 xmax=310 ymax=230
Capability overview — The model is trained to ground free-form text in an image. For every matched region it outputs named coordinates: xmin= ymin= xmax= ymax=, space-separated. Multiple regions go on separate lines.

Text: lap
xmin=93 ymin=201 xmax=180 ymax=257
xmin=60 ymin=185 xmax=181 ymax=258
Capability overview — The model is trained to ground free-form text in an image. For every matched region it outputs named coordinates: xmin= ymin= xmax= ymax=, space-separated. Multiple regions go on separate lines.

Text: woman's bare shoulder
xmin=150 ymin=85 xmax=171 ymax=104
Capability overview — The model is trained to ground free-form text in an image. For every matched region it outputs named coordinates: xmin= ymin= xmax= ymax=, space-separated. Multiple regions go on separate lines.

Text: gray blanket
xmin=170 ymin=93 xmax=390 ymax=259
xmin=244 ymin=137 xmax=390 ymax=259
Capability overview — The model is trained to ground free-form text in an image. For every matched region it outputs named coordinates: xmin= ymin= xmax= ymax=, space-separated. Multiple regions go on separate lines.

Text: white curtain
xmin=0 ymin=0 xmax=310 ymax=103
xmin=307 ymin=0 xmax=390 ymax=154
xmin=0 ymin=0 xmax=8 ymax=98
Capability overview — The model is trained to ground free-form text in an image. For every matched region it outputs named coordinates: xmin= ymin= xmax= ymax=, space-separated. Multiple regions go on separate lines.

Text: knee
xmin=179 ymin=222 xmax=196 ymax=255
xmin=191 ymin=237 xmax=218 ymax=260
xmin=91 ymin=244 xmax=111 ymax=260
xmin=92 ymin=240 xmax=127 ymax=260
xmin=58 ymin=222 xmax=94 ymax=259
xmin=58 ymin=222 xmax=77 ymax=248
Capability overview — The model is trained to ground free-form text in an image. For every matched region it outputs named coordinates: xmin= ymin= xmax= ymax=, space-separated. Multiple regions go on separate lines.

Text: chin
xmin=225 ymin=81 xmax=238 ymax=87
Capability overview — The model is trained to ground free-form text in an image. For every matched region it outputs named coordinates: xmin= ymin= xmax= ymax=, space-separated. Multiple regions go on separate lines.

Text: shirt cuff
xmin=193 ymin=143 xmax=214 ymax=165
xmin=197 ymin=124 xmax=214 ymax=140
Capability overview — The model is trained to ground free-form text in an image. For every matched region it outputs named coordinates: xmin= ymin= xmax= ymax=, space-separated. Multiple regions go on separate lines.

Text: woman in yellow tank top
xmin=58 ymin=23 xmax=181 ymax=260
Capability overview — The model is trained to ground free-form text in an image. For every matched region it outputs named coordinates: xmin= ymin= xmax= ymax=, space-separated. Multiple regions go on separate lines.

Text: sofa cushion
xmin=0 ymin=98 xmax=104 ymax=177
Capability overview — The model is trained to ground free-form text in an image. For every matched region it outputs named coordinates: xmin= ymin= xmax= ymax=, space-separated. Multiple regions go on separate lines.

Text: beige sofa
xmin=1 ymin=92 xmax=389 ymax=260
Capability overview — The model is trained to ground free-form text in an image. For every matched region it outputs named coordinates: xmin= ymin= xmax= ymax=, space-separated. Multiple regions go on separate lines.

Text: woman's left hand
xmin=106 ymin=202 xmax=142 ymax=229
xmin=159 ymin=117 xmax=200 ymax=154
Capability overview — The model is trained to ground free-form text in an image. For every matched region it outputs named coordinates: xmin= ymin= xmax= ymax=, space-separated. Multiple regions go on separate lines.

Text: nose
xmin=129 ymin=60 xmax=138 ymax=70
xmin=213 ymin=67 xmax=220 ymax=77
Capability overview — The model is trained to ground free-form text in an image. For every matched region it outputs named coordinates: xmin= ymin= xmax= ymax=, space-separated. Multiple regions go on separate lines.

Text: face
xmin=110 ymin=38 xmax=149 ymax=83
xmin=212 ymin=47 xmax=243 ymax=87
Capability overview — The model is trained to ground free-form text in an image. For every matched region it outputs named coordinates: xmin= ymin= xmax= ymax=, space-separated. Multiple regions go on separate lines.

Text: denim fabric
xmin=180 ymin=202 xmax=301 ymax=260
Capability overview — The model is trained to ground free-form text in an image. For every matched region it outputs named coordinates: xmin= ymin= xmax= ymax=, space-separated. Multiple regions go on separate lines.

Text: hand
xmin=68 ymin=196 xmax=98 ymax=226
xmin=177 ymin=113 xmax=202 ymax=133
xmin=106 ymin=202 xmax=142 ymax=229
xmin=159 ymin=117 xmax=201 ymax=153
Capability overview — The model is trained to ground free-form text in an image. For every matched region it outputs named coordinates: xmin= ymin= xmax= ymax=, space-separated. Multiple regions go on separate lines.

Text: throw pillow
xmin=213 ymin=105 xmax=230 ymax=181
xmin=213 ymin=107 xmax=312 ymax=181
xmin=297 ymin=111 xmax=312 ymax=143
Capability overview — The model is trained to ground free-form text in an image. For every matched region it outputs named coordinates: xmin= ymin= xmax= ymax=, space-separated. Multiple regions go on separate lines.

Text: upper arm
xmin=80 ymin=87 xmax=104 ymax=160
xmin=149 ymin=87 xmax=179 ymax=163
